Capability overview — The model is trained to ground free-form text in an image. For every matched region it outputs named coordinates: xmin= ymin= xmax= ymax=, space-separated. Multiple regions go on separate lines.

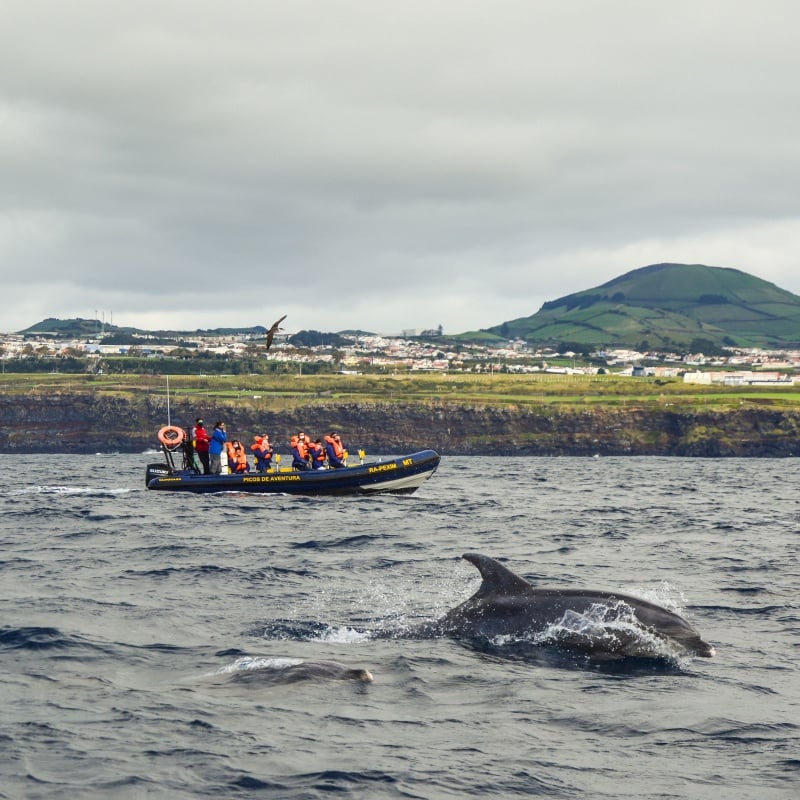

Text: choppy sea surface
xmin=1 ymin=453 xmax=799 ymax=799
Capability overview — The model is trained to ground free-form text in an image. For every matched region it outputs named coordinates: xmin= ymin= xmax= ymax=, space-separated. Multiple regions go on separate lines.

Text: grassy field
xmin=3 ymin=371 xmax=800 ymax=413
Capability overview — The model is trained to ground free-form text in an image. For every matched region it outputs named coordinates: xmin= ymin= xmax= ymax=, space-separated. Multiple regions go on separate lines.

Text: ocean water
xmin=1 ymin=453 xmax=798 ymax=799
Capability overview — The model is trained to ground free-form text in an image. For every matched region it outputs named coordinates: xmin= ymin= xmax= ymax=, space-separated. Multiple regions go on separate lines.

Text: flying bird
xmin=265 ymin=314 xmax=287 ymax=350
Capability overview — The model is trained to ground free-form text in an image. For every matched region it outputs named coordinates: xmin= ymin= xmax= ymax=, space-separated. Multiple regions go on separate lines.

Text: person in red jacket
xmin=193 ymin=418 xmax=211 ymax=474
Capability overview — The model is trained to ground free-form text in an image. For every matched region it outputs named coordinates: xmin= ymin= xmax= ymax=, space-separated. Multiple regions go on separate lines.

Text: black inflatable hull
xmin=145 ymin=449 xmax=441 ymax=496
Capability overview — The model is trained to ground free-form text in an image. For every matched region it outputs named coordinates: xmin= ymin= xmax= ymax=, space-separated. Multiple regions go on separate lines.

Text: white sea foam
xmin=9 ymin=485 xmax=131 ymax=496
xmin=626 ymin=582 xmax=687 ymax=616
xmin=314 ymin=626 xmax=372 ymax=644
xmin=532 ymin=601 xmax=677 ymax=659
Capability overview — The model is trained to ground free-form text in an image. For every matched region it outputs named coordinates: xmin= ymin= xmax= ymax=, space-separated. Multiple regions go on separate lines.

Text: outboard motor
xmin=145 ymin=462 xmax=172 ymax=487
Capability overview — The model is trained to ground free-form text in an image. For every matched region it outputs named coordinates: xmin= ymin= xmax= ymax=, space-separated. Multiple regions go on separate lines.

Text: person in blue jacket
xmin=209 ymin=421 xmax=227 ymax=474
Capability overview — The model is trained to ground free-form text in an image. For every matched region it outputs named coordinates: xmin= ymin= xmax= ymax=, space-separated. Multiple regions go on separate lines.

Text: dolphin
xmin=224 ymin=658 xmax=374 ymax=686
xmin=408 ymin=553 xmax=715 ymax=659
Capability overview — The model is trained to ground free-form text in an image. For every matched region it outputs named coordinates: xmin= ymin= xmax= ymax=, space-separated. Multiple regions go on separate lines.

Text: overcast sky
xmin=2 ymin=1 xmax=800 ymax=336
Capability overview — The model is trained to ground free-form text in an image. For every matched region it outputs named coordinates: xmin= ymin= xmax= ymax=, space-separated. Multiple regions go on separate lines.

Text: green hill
xmin=482 ymin=263 xmax=800 ymax=350
xmin=22 ymin=317 xmax=124 ymax=337
xmin=19 ymin=318 xmax=268 ymax=339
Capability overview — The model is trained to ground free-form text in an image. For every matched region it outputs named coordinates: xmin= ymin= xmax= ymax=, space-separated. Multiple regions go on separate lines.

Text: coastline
xmin=2 ymin=393 xmax=800 ymax=457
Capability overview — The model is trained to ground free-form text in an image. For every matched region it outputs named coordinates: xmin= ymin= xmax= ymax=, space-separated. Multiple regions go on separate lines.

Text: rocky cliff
xmin=2 ymin=393 xmax=800 ymax=457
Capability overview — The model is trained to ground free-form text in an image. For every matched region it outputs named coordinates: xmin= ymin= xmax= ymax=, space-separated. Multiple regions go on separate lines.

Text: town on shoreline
xmin=4 ymin=325 xmax=800 ymax=385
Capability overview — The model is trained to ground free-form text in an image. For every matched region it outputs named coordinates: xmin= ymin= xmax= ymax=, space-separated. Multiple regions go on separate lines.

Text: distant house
xmin=683 ymin=370 xmax=793 ymax=385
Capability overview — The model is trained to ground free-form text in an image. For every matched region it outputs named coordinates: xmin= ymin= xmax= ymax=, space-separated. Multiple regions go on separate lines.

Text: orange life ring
xmin=158 ymin=425 xmax=186 ymax=447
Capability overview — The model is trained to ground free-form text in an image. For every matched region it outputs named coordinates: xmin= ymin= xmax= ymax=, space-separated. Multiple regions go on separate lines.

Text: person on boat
xmin=290 ymin=431 xmax=310 ymax=470
xmin=324 ymin=432 xmax=347 ymax=469
xmin=250 ymin=433 xmax=273 ymax=472
xmin=307 ymin=438 xmax=327 ymax=470
xmin=192 ymin=418 xmax=211 ymax=474
xmin=209 ymin=421 xmax=227 ymax=475
xmin=226 ymin=440 xmax=249 ymax=473
xmin=224 ymin=439 xmax=235 ymax=470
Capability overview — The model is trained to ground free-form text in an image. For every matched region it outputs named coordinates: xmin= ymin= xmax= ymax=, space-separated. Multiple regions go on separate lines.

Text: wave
xmin=291 ymin=533 xmax=394 ymax=550
xmin=246 ymin=618 xmax=372 ymax=644
xmin=0 ymin=626 xmax=112 ymax=656
xmin=122 ymin=564 xmax=240 ymax=580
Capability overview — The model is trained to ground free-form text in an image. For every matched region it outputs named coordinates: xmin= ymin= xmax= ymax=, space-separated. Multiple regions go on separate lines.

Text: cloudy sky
xmin=2 ymin=1 xmax=800 ymax=336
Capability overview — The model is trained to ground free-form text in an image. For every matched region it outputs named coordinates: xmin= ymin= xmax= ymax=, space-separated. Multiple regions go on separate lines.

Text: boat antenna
xmin=166 ymin=375 xmax=171 ymax=426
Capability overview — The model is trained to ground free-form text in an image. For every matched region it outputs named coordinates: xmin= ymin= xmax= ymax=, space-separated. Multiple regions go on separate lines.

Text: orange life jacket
xmin=226 ymin=441 xmax=249 ymax=473
xmin=251 ymin=436 xmax=273 ymax=458
xmin=291 ymin=436 xmax=309 ymax=459
xmin=324 ymin=435 xmax=345 ymax=459
xmin=308 ymin=441 xmax=326 ymax=467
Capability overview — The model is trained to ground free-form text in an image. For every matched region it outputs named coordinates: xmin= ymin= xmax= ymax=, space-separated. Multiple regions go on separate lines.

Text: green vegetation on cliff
xmin=3 ymin=370 xmax=800 ymax=410
xmin=3 ymin=371 xmax=800 ymax=456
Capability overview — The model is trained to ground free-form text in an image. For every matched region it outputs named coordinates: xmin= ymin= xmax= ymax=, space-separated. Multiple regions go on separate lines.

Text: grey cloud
xmin=2 ymin=1 xmax=800 ymax=334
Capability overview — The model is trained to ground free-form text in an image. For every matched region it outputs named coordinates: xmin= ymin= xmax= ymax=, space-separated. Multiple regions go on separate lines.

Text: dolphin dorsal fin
xmin=462 ymin=553 xmax=533 ymax=597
